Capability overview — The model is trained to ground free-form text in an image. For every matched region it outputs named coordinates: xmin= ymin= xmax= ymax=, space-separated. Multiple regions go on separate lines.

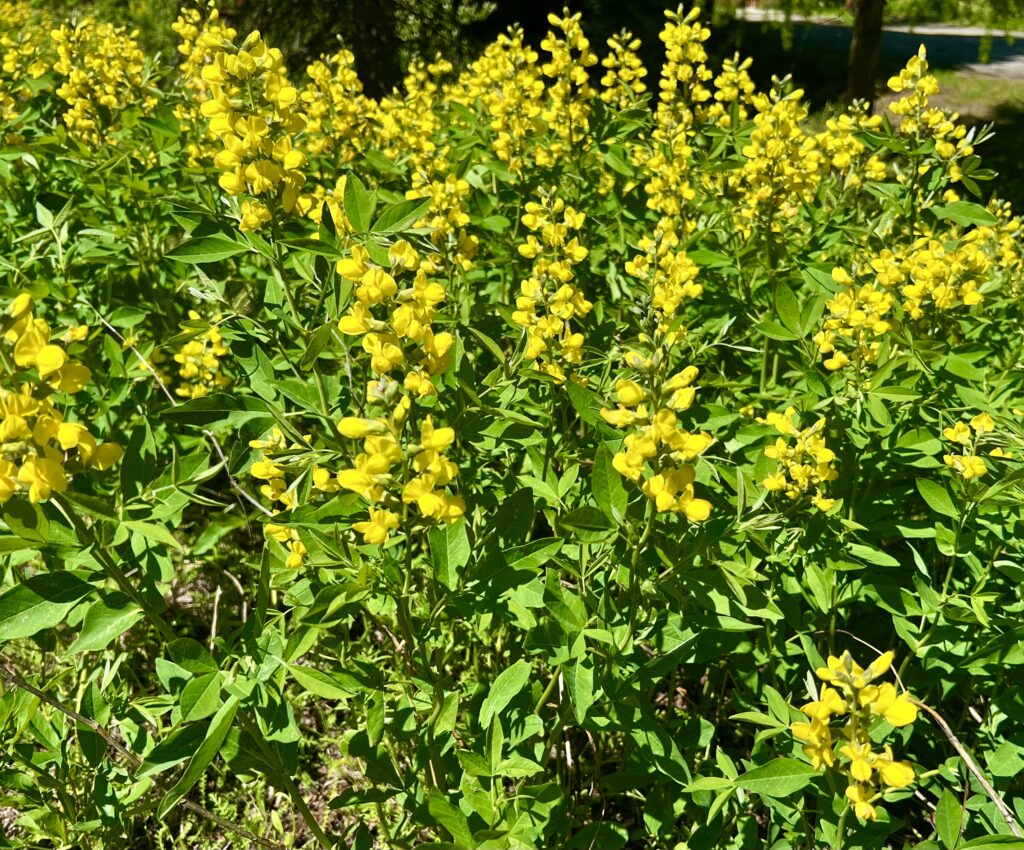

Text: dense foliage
xmin=0 ymin=2 xmax=1023 ymax=849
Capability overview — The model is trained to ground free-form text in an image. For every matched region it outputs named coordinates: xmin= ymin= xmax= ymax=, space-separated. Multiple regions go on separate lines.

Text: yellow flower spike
xmin=8 ymin=293 xmax=33 ymax=319
xmin=388 ymin=239 xmax=420 ymax=270
xmin=418 ymin=417 xmax=455 ymax=452
xmin=812 ymin=491 xmax=836 ymax=512
xmin=866 ymin=650 xmax=895 ymax=680
xmin=285 ymin=537 xmax=307 ymax=569
xmin=336 ymin=468 xmax=378 ymax=499
xmin=90 ymin=444 xmax=124 ymax=471
xmin=943 ymin=453 xmax=987 ymax=480
xmin=55 ymin=422 xmax=94 ymax=454
xmin=791 ymin=719 xmax=835 ymax=768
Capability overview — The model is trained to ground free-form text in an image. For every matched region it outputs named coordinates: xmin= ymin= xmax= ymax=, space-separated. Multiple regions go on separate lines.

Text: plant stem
xmin=835 ymin=801 xmax=850 ymax=850
xmin=240 ymin=714 xmax=334 ymax=849
xmin=626 ymin=500 xmax=657 ymax=644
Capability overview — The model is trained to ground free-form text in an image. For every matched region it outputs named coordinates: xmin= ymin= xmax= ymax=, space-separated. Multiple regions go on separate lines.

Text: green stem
xmin=834 ymin=801 xmax=851 ymax=850
xmin=53 ymin=495 xmax=177 ymax=643
xmin=240 ymin=715 xmax=333 ymax=849
xmin=626 ymin=501 xmax=657 ymax=644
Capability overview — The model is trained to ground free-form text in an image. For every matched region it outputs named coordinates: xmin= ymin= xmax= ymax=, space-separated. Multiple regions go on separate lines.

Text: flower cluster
xmin=635 ymin=7 xmax=712 ymax=222
xmin=814 ymin=107 xmax=886 ymax=186
xmin=373 ymin=58 xmax=450 ymax=172
xmin=601 ymin=359 xmax=713 ymax=521
xmin=707 ymin=55 xmax=756 ymax=129
xmin=300 ymin=49 xmax=374 ymax=163
xmin=731 ymin=84 xmax=823 ymax=234
xmin=792 ymin=651 xmax=917 ymax=822
xmin=761 ymin=407 xmax=837 ymax=511
xmin=512 ymin=190 xmax=592 ymax=384
xmin=813 ymin=266 xmax=894 ymax=371
xmin=535 ymin=10 xmax=598 ymax=167
xmin=197 ymin=29 xmax=309 ymax=231
xmin=171 ymin=4 xmax=238 ymax=167
xmin=0 ymin=294 xmax=122 ymax=503
xmin=623 ymin=231 xmax=703 ymax=333
xmin=332 ymin=240 xmax=464 ymax=543
xmin=336 ymin=404 xmax=464 ymax=543
xmin=599 ymin=31 xmax=647 ymax=110
xmin=0 ymin=2 xmax=51 ymax=124
xmin=50 ymin=19 xmax=154 ymax=145
xmin=941 ymin=411 xmax=1014 ymax=480
xmin=405 ymin=171 xmax=478 ymax=273
xmin=171 ymin=312 xmax=231 ymax=399
xmin=888 ymin=46 xmax=972 ymax=183
xmin=449 ymin=28 xmax=544 ymax=176
xmin=248 ymin=427 xmax=309 ymax=568
xmin=337 ymin=240 xmax=453 ymax=393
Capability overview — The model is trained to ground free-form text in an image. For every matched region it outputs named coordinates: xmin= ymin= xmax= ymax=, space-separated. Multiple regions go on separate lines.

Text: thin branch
xmin=913 ymin=699 xmax=1023 ymax=838
xmin=0 ymin=659 xmax=284 ymax=850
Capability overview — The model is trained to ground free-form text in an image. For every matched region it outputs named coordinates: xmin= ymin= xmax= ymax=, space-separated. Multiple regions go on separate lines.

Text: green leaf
xmin=427 ymin=791 xmax=472 ymax=849
xmin=564 ymin=660 xmax=594 ymax=723
xmin=179 ymin=672 xmax=224 ymax=723
xmin=166 ymin=234 xmax=248 ymax=264
xmin=0 ymin=573 xmax=93 ymax=641
xmin=343 ymin=173 xmax=375 ymax=232
xmin=685 ymin=776 xmax=734 ymax=793
xmin=479 ymin=659 xmax=532 ymax=727
xmin=161 ymin=394 xmax=273 ymax=430
xmin=68 ymin=593 xmax=144 ymax=653
xmin=371 ymin=197 xmax=429 ymax=233
xmin=774 ymin=283 xmax=801 ymax=335
xmin=755 ymin=320 xmax=799 ymax=342
xmin=917 ymin=478 xmax=959 ymax=519
xmin=848 ymin=542 xmax=900 ymax=567
xmin=929 ymin=201 xmax=998 ymax=227
xmin=935 ymin=788 xmax=963 ymax=850
xmin=559 ymin=506 xmax=614 ymax=542
xmin=124 ymin=520 xmax=184 ymax=553
xmin=592 ymin=445 xmax=627 ymax=523
xmin=299 ymin=322 xmax=337 ymax=370
xmin=157 ymin=695 xmax=239 ymax=819
xmin=958 ymin=839 xmax=1024 ymax=850
xmin=288 ymin=664 xmax=361 ymax=701
xmin=429 ymin=519 xmax=470 ymax=591
xmin=734 ymin=758 xmax=819 ymax=797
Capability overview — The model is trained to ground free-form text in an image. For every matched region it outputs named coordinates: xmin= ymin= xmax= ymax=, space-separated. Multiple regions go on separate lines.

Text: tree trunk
xmin=845 ymin=0 xmax=885 ymax=107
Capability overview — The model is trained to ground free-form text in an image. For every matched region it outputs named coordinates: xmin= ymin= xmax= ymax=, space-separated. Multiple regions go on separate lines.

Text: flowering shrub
xmin=0 ymin=4 xmax=1022 ymax=850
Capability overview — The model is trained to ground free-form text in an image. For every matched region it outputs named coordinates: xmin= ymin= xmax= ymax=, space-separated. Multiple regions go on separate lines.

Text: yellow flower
xmin=352 ymin=508 xmax=400 ymax=545
xmin=845 ymin=784 xmax=877 ymax=821
xmin=17 ymin=453 xmax=69 ymax=503
xmin=791 ymin=719 xmax=835 ymax=768
xmin=866 ymin=682 xmax=918 ymax=726
xmin=943 ymin=453 xmax=986 ymax=480
xmin=874 ymin=746 xmax=914 ymax=788
xmin=800 ymin=685 xmax=847 ymax=721
xmin=970 ymin=412 xmax=994 ymax=434
xmin=943 ymin=421 xmax=971 ymax=445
